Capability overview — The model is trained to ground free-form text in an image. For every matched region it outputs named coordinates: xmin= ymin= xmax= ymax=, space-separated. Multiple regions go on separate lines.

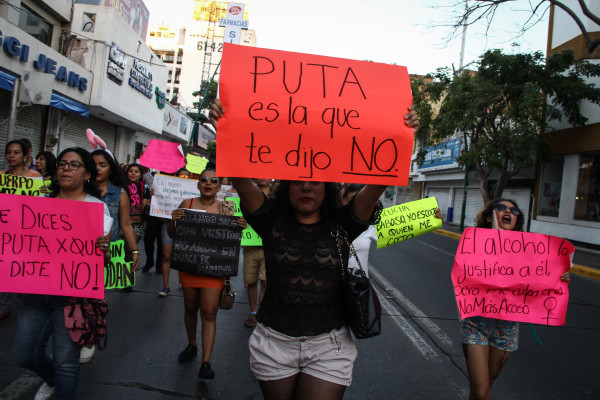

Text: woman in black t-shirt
xmin=210 ymin=100 xmax=419 ymax=400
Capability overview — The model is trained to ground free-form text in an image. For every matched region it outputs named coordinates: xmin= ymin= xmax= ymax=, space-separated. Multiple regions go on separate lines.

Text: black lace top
xmin=242 ymin=196 xmax=374 ymax=337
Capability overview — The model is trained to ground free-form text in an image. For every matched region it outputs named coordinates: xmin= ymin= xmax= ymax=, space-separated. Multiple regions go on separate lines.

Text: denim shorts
xmin=249 ymin=323 xmax=357 ymax=386
xmin=461 ymin=316 xmax=519 ymax=352
xmin=160 ymin=220 xmax=173 ymax=245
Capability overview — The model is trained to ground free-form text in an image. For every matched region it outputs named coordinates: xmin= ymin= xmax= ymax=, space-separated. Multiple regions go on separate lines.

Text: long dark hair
xmin=36 ymin=151 xmax=57 ymax=179
xmin=476 ymin=198 xmax=524 ymax=231
xmin=49 ymin=147 xmax=101 ymax=198
xmin=272 ymin=180 xmax=342 ymax=224
xmin=91 ymin=149 xmax=127 ymax=187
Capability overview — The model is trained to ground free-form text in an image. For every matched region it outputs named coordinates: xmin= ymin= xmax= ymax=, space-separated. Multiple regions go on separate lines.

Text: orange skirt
xmin=178 ymin=271 xmax=225 ymax=289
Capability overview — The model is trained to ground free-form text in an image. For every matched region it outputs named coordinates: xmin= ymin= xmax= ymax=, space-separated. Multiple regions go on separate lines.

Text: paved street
xmin=1 ymin=230 xmax=599 ymax=399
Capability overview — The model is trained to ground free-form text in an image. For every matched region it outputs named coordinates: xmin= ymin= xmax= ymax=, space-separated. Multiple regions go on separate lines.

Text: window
xmin=150 ymin=31 xmax=156 ymax=37
xmin=574 ymin=152 xmax=600 ymax=222
xmin=537 ymin=156 xmax=564 ymax=217
xmin=18 ymin=4 xmax=52 ymax=46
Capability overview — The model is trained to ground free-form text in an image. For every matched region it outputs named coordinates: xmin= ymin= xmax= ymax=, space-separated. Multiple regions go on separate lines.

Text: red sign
xmin=217 ymin=44 xmax=414 ymax=185
xmin=229 ymin=6 xmax=242 ymax=15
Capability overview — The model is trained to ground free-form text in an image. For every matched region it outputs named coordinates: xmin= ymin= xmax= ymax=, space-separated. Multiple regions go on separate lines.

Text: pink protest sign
xmin=452 ymin=228 xmax=574 ymax=326
xmin=0 ymin=194 xmax=105 ymax=299
xmin=139 ymin=139 xmax=185 ymax=173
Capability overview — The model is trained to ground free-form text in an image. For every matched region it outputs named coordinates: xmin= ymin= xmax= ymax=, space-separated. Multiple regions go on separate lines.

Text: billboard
xmin=193 ymin=0 xmax=249 ymax=22
xmin=419 ymin=138 xmax=463 ymax=172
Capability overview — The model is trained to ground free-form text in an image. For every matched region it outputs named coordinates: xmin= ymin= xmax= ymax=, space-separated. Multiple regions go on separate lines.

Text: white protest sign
xmin=149 ymin=174 xmax=199 ymax=219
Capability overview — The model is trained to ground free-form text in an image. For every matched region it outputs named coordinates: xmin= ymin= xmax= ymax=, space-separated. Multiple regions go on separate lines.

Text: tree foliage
xmin=440 ymin=0 xmax=600 ymax=53
xmin=192 ymin=79 xmax=218 ymax=110
xmin=414 ymin=49 xmax=600 ymax=203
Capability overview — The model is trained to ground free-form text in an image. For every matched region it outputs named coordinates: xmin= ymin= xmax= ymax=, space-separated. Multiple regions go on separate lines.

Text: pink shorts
xmin=249 ymin=323 xmax=357 ymax=386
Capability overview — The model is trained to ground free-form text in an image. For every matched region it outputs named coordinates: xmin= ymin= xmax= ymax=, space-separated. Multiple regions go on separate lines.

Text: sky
xmin=142 ymin=0 xmax=550 ymax=75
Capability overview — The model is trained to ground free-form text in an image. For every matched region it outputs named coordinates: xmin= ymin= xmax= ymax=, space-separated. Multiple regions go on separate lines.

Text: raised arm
xmin=230 ymin=178 xmax=265 ymax=214
xmin=353 ymin=105 xmax=420 ymax=221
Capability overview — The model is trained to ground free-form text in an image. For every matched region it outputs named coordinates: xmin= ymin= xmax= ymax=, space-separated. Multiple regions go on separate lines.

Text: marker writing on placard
xmin=345 ymin=136 xmax=399 ymax=178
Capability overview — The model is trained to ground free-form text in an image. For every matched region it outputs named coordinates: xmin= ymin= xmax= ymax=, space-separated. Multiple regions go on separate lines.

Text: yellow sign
xmin=376 ymin=197 xmax=441 ymax=248
xmin=193 ymin=1 xmax=249 ymax=22
xmin=185 ymin=154 xmax=209 ymax=174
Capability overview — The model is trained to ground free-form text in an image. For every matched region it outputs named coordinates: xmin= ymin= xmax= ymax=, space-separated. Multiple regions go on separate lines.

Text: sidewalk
xmin=434 ymin=222 xmax=600 ymax=281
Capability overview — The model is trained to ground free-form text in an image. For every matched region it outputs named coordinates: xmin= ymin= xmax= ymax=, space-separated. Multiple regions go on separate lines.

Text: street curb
xmin=433 ymin=229 xmax=599 ymax=281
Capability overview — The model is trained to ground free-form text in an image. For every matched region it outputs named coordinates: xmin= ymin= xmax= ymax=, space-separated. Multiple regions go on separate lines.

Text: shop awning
xmin=0 ymin=70 xmax=17 ymax=91
xmin=50 ymin=92 xmax=89 ymax=117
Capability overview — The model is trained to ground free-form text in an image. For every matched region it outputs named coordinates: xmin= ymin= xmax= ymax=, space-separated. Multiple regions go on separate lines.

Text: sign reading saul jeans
xmin=171 ymin=210 xmax=242 ymax=277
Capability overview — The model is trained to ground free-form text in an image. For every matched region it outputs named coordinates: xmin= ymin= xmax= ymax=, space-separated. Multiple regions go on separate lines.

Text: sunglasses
xmin=495 ymin=203 xmax=520 ymax=216
xmin=200 ymin=176 xmax=220 ymax=184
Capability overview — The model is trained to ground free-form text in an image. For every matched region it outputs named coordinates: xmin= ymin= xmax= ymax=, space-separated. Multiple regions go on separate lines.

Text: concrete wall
xmin=70 ymin=4 xmax=168 ymax=134
xmin=551 ymin=0 xmax=600 ymax=49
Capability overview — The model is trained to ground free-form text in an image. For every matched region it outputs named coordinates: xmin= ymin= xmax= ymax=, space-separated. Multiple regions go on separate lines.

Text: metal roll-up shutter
xmin=0 ymin=91 xmax=10 ymax=166
xmin=15 ymin=105 xmax=44 ymax=156
xmin=453 ymin=188 xmax=485 ymax=227
xmin=427 ymin=187 xmax=450 ymax=220
xmin=61 ymin=114 xmax=116 ymax=153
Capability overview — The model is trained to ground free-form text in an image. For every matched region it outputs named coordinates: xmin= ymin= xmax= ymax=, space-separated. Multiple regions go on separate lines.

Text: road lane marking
xmin=417 ymin=240 xmax=456 ymax=257
xmin=372 ymin=284 xmax=439 ymax=361
xmin=370 ymin=266 xmax=455 ymax=349
xmin=0 ymin=375 xmax=41 ymax=399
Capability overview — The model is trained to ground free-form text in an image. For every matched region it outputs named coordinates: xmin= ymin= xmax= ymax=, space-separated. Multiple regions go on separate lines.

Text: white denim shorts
xmin=249 ymin=322 xmax=358 ymax=386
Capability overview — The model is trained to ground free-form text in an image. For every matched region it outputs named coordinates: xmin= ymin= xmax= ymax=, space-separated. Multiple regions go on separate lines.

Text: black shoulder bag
xmin=332 ymin=228 xmax=382 ymax=339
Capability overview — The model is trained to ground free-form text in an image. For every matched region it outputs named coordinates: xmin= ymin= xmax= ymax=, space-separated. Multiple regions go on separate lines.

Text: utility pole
xmin=459 ymin=1 xmax=469 ymax=231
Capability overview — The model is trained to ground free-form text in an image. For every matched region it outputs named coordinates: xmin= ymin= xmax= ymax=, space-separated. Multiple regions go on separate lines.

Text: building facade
xmin=1 ymin=0 xmax=191 ymax=169
xmin=530 ymin=0 xmax=600 ymax=245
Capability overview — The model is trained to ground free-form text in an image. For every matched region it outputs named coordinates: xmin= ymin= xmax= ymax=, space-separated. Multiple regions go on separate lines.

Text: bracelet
xmin=131 ymin=250 xmax=140 ymax=255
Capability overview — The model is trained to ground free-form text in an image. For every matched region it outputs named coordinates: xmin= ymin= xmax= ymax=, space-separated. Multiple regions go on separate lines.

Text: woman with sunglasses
xmin=462 ymin=199 xmax=571 ymax=400
xmin=14 ymin=147 xmax=112 ymax=400
xmin=167 ymin=167 xmax=246 ymax=379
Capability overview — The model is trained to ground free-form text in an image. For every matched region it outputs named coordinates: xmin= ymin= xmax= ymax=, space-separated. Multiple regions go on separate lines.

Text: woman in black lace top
xmin=210 ymin=100 xmax=419 ymax=400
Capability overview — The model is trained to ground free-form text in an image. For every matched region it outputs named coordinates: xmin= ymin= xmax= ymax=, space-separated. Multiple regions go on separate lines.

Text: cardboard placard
xmin=149 ymin=174 xmax=200 ymax=219
xmin=139 ymin=139 xmax=185 ymax=174
xmin=376 ymin=197 xmax=442 ymax=248
xmin=105 ymin=240 xmax=135 ymax=289
xmin=0 ymin=174 xmax=51 ymax=196
xmin=185 ymin=154 xmax=210 ymax=174
xmin=217 ymin=43 xmax=414 ymax=185
xmin=171 ymin=210 xmax=242 ymax=276
xmin=226 ymin=196 xmax=262 ymax=246
xmin=0 ymin=194 xmax=105 ymax=299
xmin=452 ymin=228 xmax=574 ymax=326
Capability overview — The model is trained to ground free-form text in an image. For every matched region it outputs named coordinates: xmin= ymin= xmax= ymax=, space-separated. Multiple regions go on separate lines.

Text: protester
xmin=0 ymin=140 xmax=43 ymax=321
xmin=125 ymin=163 xmax=150 ymax=242
xmin=36 ymin=151 xmax=57 ymax=181
xmin=13 ymin=147 xmax=111 ymax=400
xmin=157 ymin=170 xmax=176 ymax=296
xmin=461 ymin=199 xmax=571 ymax=400
xmin=141 ymin=167 xmax=163 ymax=273
xmin=2 ymin=139 xmax=42 ymax=178
xmin=85 ymin=149 xmax=139 ymax=363
xmin=242 ymin=178 xmax=270 ymax=328
xmin=20 ymin=138 xmax=36 ymax=170
xmin=167 ymin=167 xmax=246 ymax=379
xmin=210 ymin=99 xmax=419 ymax=399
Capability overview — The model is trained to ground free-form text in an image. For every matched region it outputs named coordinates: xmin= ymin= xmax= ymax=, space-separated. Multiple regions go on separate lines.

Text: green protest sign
xmin=105 ymin=240 xmax=135 ymax=289
xmin=0 ymin=175 xmax=51 ymax=196
xmin=185 ymin=154 xmax=209 ymax=174
xmin=376 ymin=197 xmax=442 ymax=249
xmin=226 ymin=196 xmax=263 ymax=246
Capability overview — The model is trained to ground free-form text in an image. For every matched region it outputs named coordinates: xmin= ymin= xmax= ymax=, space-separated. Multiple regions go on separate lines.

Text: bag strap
xmin=331 ymin=228 xmax=365 ymax=278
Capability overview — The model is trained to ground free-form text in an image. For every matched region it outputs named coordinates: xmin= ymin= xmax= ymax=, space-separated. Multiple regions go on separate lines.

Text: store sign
xmin=107 ymin=43 xmax=126 ymax=85
xmin=128 ymin=59 xmax=152 ymax=98
xmin=219 ymin=2 xmax=248 ymax=45
xmin=0 ymin=30 xmax=88 ymax=92
xmin=155 ymin=86 xmax=166 ymax=109
xmin=420 ymin=138 xmax=462 ymax=172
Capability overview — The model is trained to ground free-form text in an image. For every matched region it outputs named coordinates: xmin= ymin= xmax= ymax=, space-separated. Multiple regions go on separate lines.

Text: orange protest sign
xmin=217 ymin=44 xmax=414 ymax=185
